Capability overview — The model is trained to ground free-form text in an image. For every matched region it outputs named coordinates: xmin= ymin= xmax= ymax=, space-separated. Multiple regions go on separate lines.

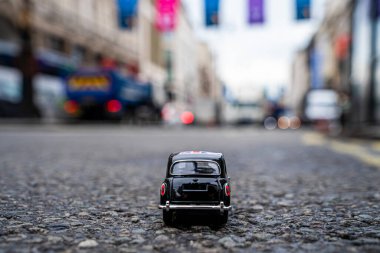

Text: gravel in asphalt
xmin=0 ymin=126 xmax=379 ymax=252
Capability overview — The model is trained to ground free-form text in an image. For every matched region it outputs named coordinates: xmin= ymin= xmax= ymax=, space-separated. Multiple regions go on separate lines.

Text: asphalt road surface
xmin=0 ymin=125 xmax=379 ymax=252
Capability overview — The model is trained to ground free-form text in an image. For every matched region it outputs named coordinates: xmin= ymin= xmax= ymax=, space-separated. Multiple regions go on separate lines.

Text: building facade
xmin=0 ymin=0 xmax=170 ymax=116
xmin=350 ymin=0 xmax=380 ymax=127
xmin=161 ymin=3 xmax=221 ymax=124
xmin=194 ymin=41 xmax=221 ymax=124
xmin=288 ymin=49 xmax=310 ymax=118
xmin=0 ymin=0 xmax=221 ymax=122
xmin=0 ymin=0 xmax=140 ymax=71
xmin=289 ymin=0 xmax=380 ymax=133
xmin=171 ymin=4 xmax=199 ymax=108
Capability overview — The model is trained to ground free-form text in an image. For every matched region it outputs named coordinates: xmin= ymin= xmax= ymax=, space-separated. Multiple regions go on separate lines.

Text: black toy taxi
xmin=159 ymin=151 xmax=231 ymax=225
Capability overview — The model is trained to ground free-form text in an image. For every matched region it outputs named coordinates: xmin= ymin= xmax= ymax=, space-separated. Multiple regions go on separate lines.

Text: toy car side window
xmin=171 ymin=161 xmax=220 ymax=175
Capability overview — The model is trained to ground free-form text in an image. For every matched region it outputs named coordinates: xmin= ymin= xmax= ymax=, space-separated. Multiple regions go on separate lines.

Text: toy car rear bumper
xmin=158 ymin=201 xmax=231 ymax=213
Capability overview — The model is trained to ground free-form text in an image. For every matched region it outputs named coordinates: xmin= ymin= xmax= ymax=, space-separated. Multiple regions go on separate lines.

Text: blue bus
xmin=64 ymin=68 xmax=155 ymax=121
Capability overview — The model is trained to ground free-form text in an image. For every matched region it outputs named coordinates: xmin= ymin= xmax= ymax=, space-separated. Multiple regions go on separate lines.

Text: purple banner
xmin=248 ymin=0 xmax=264 ymax=24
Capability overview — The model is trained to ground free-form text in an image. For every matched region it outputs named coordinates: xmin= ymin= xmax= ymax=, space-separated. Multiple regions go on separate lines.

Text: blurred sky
xmin=182 ymin=0 xmax=327 ymax=94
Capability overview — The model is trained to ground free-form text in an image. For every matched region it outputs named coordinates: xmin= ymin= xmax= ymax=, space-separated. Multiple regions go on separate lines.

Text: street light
xmin=16 ymin=0 xmax=40 ymax=118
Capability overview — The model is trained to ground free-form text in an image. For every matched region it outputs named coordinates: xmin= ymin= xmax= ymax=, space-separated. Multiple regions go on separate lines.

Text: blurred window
xmin=72 ymin=45 xmax=88 ymax=64
xmin=34 ymin=74 xmax=65 ymax=118
xmin=47 ymin=36 xmax=66 ymax=53
xmin=351 ymin=0 xmax=371 ymax=101
xmin=150 ymin=23 xmax=164 ymax=67
xmin=0 ymin=66 xmax=21 ymax=103
xmin=171 ymin=161 xmax=220 ymax=175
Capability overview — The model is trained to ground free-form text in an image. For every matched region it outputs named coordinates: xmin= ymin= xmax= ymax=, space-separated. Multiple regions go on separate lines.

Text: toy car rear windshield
xmin=171 ymin=161 xmax=220 ymax=176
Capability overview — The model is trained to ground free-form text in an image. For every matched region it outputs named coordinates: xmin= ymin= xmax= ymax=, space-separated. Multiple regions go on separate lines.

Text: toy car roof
xmin=172 ymin=151 xmax=223 ymax=161
xmin=167 ymin=151 xmax=226 ymax=177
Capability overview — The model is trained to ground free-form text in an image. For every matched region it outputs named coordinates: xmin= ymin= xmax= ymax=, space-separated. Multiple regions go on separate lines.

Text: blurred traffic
xmin=0 ymin=0 xmax=379 ymax=136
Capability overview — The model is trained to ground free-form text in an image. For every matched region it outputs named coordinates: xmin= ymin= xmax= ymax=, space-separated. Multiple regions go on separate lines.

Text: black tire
xmin=163 ymin=210 xmax=173 ymax=225
xmin=218 ymin=211 xmax=228 ymax=225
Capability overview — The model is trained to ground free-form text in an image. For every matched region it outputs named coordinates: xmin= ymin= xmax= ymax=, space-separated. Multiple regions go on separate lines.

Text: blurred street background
xmin=0 ymin=0 xmax=378 ymax=135
xmin=0 ymin=0 xmax=380 ymax=252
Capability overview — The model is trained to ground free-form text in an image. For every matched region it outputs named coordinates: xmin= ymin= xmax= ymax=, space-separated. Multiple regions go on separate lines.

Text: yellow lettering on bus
xmin=68 ymin=76 xmax=110 ymax=91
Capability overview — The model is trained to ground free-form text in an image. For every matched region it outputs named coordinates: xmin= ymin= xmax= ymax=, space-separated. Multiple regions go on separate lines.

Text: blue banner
xmin=310 ymin=48 xmax=323 ymax=89
xmin=222 ymin=85 xmax=235 ymax=104
xmin=117 ymin=0 xmax=139 ymax=29
xmin=205 ymin=0 xmax=220 ymax=26
xmin=296 ymin=0 xmax=311 ymax=20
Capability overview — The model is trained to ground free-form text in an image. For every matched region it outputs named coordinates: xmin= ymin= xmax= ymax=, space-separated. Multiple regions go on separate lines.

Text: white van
xmin=305 ymin=89 xmax=341 ymax=121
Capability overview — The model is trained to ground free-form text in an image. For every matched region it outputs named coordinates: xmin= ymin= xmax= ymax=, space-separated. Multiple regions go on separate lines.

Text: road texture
xmin=0 ymin=125 xmax=379 ymax=252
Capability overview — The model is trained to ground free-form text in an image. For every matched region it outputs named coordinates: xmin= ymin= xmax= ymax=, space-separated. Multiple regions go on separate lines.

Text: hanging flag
xmin=369 ymin=0 xmax=379 ymax=19
xmin=310 ymin=48 xmax=323 ymax=89
xmin=222 ymin=85 xmax=235 ymax=103
xmin=295 ymin=0 xmax=311 ymax=20
xmin=205 ymin=0 xmax=220 ymax=26
xmin=116 ymin=0 xmax=139 ymax=29
xmin=155 ymin=0 xmax=179 ymax=32
xmin=334 ymin=34 xmax=350 ymax=60
xmin=248 ymin=0 xmax=264 ymax=24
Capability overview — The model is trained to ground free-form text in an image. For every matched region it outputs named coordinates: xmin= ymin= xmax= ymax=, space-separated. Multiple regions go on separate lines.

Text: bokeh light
xmin=181 ymin=111 xmax=194 ymax=125
xmin=63 ymin=100 xmax=79 ymax=115
xmin=264 ymin=116 xmax=277 ymax=130
xmin=106 ymin=100 xmax=122 ymax=113
xmin=278 ymin=116 xmax=290 ymax=129
xmin=290 ymin=116 xmax=301 ymax=129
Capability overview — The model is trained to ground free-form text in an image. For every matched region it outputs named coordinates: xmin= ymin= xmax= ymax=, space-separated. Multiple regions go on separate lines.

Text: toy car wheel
xmin=163 ymin=210 xmax=173 ymax=225
xmin=218 ymin=211 xmax=228 ymax=225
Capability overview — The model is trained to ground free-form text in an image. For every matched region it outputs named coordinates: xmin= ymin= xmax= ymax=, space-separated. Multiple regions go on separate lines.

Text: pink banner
xmin=155 ymin=0 xmax=179 ymax=32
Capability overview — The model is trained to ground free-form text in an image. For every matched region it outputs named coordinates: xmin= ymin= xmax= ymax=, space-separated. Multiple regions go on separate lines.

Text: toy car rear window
xmin=171 ymin=161 xmax=220 ymax=175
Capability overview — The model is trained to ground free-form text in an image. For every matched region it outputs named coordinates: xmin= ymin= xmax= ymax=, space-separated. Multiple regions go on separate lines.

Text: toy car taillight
xmin=224 ymin=183 xmax=231 ymax=197
xmin=160 ymin=183 xmax=166 ymax=196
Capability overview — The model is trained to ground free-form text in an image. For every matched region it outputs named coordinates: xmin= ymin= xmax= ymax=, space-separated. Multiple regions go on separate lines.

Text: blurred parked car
xmin=305 ymin=89 xmax=341 ymax=120
xmin=305 ymin=89 xmax=342 ymax=133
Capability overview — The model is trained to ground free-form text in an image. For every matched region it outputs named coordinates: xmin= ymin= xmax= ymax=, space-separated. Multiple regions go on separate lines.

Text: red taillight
xmin=160 ymin=183 xmax=166 ymax=196
xmin=107 ymin=100 xmax=122 ymax=113
xmin=64 ymin=100 xmax=79 ymax=114
xmin=224 ymin=184 xmax=231 ymax=197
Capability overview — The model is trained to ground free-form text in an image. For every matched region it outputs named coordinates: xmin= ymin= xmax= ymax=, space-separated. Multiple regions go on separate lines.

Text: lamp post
xmin=367 ymin=0 xmax=378 ymax=124
xmin=16 ymin=0 xmax=40 ymax=118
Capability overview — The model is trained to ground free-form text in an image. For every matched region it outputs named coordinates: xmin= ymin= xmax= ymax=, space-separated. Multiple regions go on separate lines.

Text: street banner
xmin=334 ymin=34 xmax=350 ymax=60
xmin=155 ymin=0 xmax=179 ymax=32
xmin=295 ymin=0 xmax=311 ymax=20
xmin=310 ymin=48 xmax=323 ymax=89
xmin=205 ymin=0 xmax=220 ymax=26
xmin=248 ymin=0 xmax=264 ymax=24
xmin=222 ymin=85 xmax=235 ymax=103
xmin=117 ymin=0 xmax=139 ymax=29
xmin=369 ymin=0 xmax=379 ymax=19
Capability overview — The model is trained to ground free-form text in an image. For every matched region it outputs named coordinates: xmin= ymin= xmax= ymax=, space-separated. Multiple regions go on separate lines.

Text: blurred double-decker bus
xmin=63 ymin=68 xmax=159 ymax=122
